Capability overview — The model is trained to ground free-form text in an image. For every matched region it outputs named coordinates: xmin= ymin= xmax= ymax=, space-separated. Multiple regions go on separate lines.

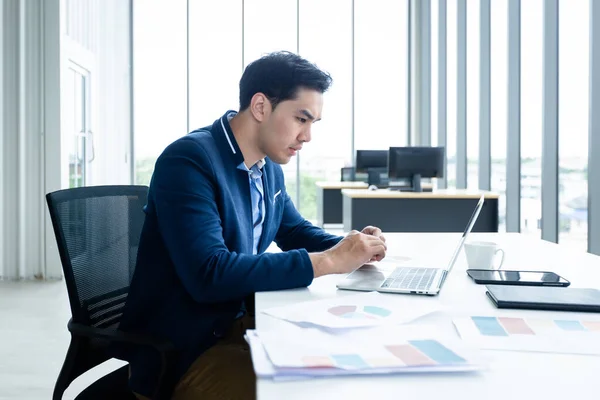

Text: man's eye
xmin=297 ymin=117 xmax=307 ymax=123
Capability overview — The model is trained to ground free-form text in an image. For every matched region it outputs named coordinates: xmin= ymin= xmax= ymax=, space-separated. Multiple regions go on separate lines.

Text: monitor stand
xmin=367 ymin=168 xmax=389 ymax=187
xmin=411 ymin=174 xmax=422 ymax=192
xmin=389 ymin=174 xmax=423 ymax=192
xmin=367 ymin=169 xmax=381 ymax=186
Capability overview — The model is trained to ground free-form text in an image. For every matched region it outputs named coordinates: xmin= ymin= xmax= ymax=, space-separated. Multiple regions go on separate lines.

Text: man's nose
xmin=299 ymin=126 xmax=312 ymax=143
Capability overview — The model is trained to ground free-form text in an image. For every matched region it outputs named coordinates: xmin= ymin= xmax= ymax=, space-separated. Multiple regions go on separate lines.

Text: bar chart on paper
xmin=300 ymin=339 xmax=467 ymax=369
xmin=453 ymin=316 xmax=600 ymax=355
xmin=246 ymin=325 xmax=484 ymax=379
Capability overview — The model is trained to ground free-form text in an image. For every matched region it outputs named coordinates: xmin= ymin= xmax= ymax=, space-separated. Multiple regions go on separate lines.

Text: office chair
xmin=46 ymin=185 xmax=177 ymax=400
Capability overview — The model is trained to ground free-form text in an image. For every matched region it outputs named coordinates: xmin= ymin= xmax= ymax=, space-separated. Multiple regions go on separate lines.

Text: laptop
xmin=336 ymin=195 xmax=485 ymax=296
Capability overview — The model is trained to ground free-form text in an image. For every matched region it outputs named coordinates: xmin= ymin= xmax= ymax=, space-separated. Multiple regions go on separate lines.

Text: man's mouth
xmin=288 ymin=147 xmax=302 ymax=156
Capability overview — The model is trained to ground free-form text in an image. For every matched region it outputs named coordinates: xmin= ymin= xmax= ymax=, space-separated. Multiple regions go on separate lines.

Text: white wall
xmin=0 ymin=0 xmax=132 ymax=280
xmin=0 ymin=0 xmax=45 ymax=280
xmin=0 ymin=0 xmax=5 ymax=280
xmin=1 ymin=0 xmax=20 ymax=279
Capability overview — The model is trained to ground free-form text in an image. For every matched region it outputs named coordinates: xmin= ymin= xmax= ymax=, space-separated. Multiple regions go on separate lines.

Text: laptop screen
xmin=444 ymin=195 xmax=485 ymax=272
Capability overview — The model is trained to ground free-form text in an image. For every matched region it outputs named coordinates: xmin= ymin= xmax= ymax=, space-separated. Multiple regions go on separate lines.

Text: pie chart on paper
xmin=328 ymin=305 xmax=392 ymax=320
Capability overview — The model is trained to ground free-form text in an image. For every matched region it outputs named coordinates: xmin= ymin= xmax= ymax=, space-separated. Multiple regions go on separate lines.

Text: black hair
xmin=239 ymin=51 xmax=333 ymax=111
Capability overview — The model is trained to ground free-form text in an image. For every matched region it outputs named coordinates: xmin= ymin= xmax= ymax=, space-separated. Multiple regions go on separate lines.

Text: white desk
xmin=256 ymin=233 xmax=600 ymax=399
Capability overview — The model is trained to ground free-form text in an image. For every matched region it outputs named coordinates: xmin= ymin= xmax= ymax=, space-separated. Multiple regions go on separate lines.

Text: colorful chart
xmin=470 ymin=316 xmax=600 ymax=337
xmin=328 ymin=305 xmax=392 ymax=320
xmin=300 ymin=339 xmax=466 ymax=369
xmin=262 ymin=291 xmax=440 ymax=330
xmin=453 ymin=316 xmax=600 ymax=355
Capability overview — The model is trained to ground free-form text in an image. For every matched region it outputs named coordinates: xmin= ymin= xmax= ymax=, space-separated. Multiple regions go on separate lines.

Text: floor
xmin=0 ymin=280 xmax=125 ymax=400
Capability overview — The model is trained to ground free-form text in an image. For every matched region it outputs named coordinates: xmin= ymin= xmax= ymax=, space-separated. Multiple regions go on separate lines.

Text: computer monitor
xmin=340 ymin=167 xmax=355 ymax=181
xmin=355 ymin=150 xmax=388 ymax=173
xmin=388 ymin=146 xmax=445 ymax=192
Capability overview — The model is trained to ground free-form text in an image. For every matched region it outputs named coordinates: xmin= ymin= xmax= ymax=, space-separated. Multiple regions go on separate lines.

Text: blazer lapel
xmin=233 ymin=169 xmax=254 ymax=252
xmin=257 ymin=166 xmax=272 ymax=253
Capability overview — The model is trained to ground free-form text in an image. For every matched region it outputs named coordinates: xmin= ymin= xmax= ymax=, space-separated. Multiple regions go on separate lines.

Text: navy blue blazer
xmin=119 ymin=111 xmax=342 ymax=396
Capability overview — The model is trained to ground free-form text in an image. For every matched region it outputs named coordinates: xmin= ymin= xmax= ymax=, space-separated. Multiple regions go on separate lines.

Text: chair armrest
xmin=67 ymin=319 xmax=175 ymax=354
xmin=67 ymin=319 xmax=178 ymax=400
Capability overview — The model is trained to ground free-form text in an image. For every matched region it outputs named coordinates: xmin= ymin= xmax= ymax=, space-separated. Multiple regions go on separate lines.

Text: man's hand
xmin=361 ymin=225 xmax=386 ymax=242
xmin=361 ymin=226 xmax=386 ymax=262
xmin=309 ymin=230 xmax=387 ymax=278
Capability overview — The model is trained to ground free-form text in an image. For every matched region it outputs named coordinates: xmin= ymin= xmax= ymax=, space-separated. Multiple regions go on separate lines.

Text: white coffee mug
xmin=464 ymin=241 xmax=505 ymax=270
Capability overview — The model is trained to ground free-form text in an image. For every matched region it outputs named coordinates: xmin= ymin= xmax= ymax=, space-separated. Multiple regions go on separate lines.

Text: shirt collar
xmin=221 ymin=110 xmax=266 ymax=171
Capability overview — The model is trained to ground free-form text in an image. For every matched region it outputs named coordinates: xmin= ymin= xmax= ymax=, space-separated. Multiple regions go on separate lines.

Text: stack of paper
xmin=246 ymin=323 xmax=484 ymax=380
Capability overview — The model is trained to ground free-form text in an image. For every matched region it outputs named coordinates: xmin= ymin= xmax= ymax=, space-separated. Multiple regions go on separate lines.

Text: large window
xmin=431 ymin=0 xmax=439 ymax=149
xmin=558 ymin=0 xmax=589 ymax=251
xmin=446 ymin=0 xmax=457 ymax=188
xmin=133 ymin=0 xmax=187 ymax=185
xmin=297 ymin=0 xmax=352 ymax=221
xmin=132 ymin=0 xmax=410 ymax=216
xmin=520 ymin=0 xmax=543 ymax=237
xmin=354 ymin=0 xmax=409 ymax=152
xmin=490 ymin=0 xmax=508 ymax=231
xmin=243 ymin=0 xmax=297 ymax=66
xmin=466 ymin=0 xmax=480 ymax=190
xmin=188 ymin=0 xmax=242 ymax=130
xmin=130 ymin=1 xmax=596 ymax=253
xmin=244 ymin=0 xmax=299 ymax=204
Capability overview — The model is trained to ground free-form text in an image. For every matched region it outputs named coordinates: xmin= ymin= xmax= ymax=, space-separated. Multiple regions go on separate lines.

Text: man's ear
xmin=250 ymin=93 xmax=272 ymax=122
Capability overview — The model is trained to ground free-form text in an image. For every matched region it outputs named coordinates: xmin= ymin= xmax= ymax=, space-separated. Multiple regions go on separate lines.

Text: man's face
xmin=257 ymin=88 xmax=323 ymax=164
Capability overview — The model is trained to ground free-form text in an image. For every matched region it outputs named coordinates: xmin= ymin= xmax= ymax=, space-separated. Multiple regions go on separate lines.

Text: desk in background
xmin=342 ymin=189 xmax=499 ymax=232
xmin=316 ymin=181 xmax=433 ymax=227
xmin=257 ymin=233 xmax=600 ymax=400
xmin=315 ymin=181 xmax=368 ymax=226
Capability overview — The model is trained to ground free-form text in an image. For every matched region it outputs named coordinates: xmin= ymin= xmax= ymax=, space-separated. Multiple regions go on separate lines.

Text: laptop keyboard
xmin=380 ymin=267 xmax=439 ymax=291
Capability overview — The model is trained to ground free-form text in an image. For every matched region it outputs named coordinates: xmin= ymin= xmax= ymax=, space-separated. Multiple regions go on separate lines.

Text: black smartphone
xmin=466 ymin=269 xmax=570 ymax=287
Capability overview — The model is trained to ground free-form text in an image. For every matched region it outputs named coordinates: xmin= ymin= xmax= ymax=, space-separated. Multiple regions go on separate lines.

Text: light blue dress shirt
xmin=227 ymin=111 xmax=265 ymax=255
xmin=237 ymin=160 xmax=265 ymax=254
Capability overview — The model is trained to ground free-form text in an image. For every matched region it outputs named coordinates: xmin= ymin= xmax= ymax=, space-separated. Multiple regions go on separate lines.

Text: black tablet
xmin=467 ymin=269 xmax=570 ymax=287
xmin=486 ymin=285 xmax=600 ymax=313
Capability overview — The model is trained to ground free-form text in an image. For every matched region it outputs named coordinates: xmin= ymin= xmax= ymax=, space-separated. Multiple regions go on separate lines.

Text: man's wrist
xmin=309 ymin=252 xmax=333 ymax=278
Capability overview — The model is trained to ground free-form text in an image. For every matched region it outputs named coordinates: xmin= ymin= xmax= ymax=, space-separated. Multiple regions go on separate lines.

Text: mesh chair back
xmin=46 ymin=185 xmax=148 ymax=329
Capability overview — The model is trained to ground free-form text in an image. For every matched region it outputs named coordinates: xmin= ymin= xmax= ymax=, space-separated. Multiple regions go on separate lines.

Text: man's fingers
xmin=369 ymin=226 xmax=382 ymax=236
xmin=361 ymin=225 xmax=374 ymax=233
xmin=372 ymin=253 xmax=385 ymax=262
xmin=365 ymin=235 xmax=387 ymax=250
xmin=362 ymin=226 xmax=383 ymax=237
xmin=367 ymin=244 xmax=387 ymax=262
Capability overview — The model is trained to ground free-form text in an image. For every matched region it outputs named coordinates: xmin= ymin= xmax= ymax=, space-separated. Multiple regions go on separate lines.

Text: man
xmin=120 ymin=51 xmax=387 ymax=400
